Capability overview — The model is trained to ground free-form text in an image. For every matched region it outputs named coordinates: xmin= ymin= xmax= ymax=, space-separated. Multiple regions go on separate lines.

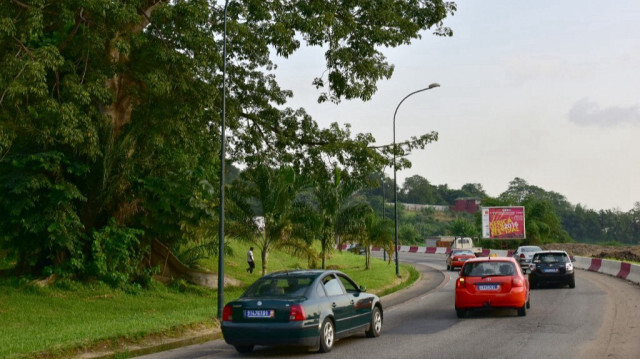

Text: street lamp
xmin=393 ymin=83 xmax=440 ymax=277
xmin=218 ymin=0 xmax=230 ymax=319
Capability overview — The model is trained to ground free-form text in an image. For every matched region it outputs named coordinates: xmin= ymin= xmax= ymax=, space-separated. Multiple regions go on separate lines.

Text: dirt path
xmin=542 ymin=243 xmax=640 ymax=262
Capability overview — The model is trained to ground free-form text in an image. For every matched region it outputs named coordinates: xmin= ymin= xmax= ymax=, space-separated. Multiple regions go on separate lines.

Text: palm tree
xmin=337 ymin=204 xmax=394 ymax=269
xmin=312 ymin=166 xmax=360 ymax=269
xmin=233 ymin=164 xmax=313 ymax=275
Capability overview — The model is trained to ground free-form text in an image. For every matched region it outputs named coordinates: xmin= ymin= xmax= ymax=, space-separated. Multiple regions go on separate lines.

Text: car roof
xmin=464 ymin=256 xmax=518 ymax=264
xmin=262 ymin=269 xmax=337 ymax=278
xmin=532 ymin=250 xmax=569 ymax=255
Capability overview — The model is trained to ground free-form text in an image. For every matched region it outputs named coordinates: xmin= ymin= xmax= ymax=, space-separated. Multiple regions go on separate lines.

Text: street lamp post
xmin=217 ymin=0 xmax=230 ymax=319
xmin=393 ymin=83 xmax=440 ymax=277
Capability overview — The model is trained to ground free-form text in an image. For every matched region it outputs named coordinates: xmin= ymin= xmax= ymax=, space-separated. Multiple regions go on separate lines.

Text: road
xmin=135 ymin=253 xmax=640 ymax=359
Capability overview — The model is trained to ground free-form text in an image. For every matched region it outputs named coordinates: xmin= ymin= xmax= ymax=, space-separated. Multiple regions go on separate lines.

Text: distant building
xmin=390 ymin=202 xmax=450 ymax=212
xmin=451 ymin=197 xmax=481 ymax=214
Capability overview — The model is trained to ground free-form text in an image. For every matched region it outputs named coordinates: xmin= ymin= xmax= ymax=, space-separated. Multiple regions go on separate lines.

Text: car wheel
xmin=234 ymin=345 xmax=254 ymax=353
xmin=526 ymin=296 xmax=531 ymax=309
xmin=318 ymin=318 xmax=334 ymax=353
xmin=569 ymin=280 xmax=575 ymax=288
xmin=517 ymin=303 xmax=527 ymax=317
xmin=455 ymin=308 xmax=466 ymax=318
xmin=365 ymin=306 xmax=382 ymax=337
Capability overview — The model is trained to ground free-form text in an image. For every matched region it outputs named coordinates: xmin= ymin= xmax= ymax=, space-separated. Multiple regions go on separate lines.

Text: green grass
xmin=0 ymin=241 xmax=413 ymax=358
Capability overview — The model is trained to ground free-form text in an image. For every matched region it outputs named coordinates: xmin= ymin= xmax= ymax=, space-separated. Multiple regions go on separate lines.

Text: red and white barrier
xmin=562 ymin=256 xmax=640 ymax=286
xmin=365 ymin=245 xmax=640 ymax=286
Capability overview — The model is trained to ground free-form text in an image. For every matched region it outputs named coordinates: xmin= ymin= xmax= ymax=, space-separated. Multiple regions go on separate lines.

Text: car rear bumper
xmin=221 ymin=321 xmax=319 ymax=347
xmin=455 ymin=287 xmax=527 ymax=309
xmin=529 ymin=271 xmax=574 ymax=284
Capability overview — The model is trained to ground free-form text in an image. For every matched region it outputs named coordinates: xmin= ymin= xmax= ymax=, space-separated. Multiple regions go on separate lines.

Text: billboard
xmin=481 ymin=206 xmax=526 ymax=239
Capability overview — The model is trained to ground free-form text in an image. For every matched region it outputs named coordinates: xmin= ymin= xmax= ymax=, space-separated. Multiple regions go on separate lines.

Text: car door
xmin=337 ymin=273 xmax=372 ymax=329
xmin=321 ymin=274 xmax=353 ymax=334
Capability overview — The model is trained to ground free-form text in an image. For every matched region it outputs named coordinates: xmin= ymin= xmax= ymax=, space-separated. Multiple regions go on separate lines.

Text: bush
xmin=88 ymin=219 xmax=147 ymax=287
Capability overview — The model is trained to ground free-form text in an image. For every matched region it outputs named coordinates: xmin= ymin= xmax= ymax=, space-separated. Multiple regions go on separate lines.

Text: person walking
xmin=246 ymin=247 xmax=255 ymax=274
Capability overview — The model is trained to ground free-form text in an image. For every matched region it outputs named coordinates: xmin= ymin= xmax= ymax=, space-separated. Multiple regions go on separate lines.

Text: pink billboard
xmin=481 ymin=207 xmax=526 ymax=239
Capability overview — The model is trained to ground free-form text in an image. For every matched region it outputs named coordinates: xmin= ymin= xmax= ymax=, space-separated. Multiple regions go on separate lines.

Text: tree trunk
xmin=365 ymin=247 xmax=370 ymax=270
xmin=261 ymin=247 xmax=269 ymax=276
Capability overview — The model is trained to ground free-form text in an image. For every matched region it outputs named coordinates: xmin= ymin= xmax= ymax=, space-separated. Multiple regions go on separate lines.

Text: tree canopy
xmin=0 ymin=0 xmax=456 ymax=279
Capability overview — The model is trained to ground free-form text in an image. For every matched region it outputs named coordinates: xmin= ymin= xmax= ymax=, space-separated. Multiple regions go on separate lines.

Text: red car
xmin=455 ymin=257 xmax=530 ymax=318
xmin=446 ymin=249 xmax=476 ymax=271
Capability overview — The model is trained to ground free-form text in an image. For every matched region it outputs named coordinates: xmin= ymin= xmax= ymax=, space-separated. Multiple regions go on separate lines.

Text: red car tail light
xmin=222 ymin=304 xmax=233 ymax=322
xmin=512 ymin=277 xmax=523 ymax=287
xmin=520 ymin=253 xmax=525 ymax=259
xmin=457 ymin=277 xmax=466 ymax=288
xmin=289 ymin=304 xmax=306 ymax=321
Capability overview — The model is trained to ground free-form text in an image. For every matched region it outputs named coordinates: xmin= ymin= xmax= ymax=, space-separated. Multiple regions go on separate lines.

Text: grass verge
xmin=0 ymin=241 xmax=415 ymax=359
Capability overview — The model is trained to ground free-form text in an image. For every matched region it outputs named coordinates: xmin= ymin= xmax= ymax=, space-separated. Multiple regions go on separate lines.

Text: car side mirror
xmin=571 ymin=256 xmax=576 ymax=262
xmin=359 ymin=285 xmax=367 ymax=292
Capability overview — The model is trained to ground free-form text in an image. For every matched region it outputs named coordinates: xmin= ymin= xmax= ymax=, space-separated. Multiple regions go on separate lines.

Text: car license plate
xmin=543 ymin=268 xmax=558 ymax=273
xmin=244 ymin=309 xmax=275 ymax=318
xmin=477 ymin=284 xmax=499 ymax=291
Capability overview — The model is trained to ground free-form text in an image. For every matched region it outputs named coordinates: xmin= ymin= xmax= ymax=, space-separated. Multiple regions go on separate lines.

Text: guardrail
xmin=339 ymin=244 xmax=640 ymax=286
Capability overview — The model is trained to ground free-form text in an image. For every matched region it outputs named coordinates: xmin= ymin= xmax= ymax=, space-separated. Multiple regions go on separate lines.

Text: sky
xmin=273 ymin=0 xmax=640 ymax=212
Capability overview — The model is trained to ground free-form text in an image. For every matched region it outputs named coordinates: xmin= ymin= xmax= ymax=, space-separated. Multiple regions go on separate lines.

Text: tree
xmin=233 ymin=164 xmax=312 ymax=275
xmin=460 ymin=183 xmax=487 ymax=199
xmin=401 ymin=175 xmax=436 ymax=204
xmin=448 ymin=217 xmax=479 ymax=238
xmin=522 ymin=197 xmax=572 ymax=244
xmin=336 ymin=204 xmax=393 ymax=269
xmin=312 ymin=166 xmax=360 ymax=269
xmin=234 ymin=166 xmax=313 ymax=275
xmin=0 ymin=1 xmax=456 ymax=278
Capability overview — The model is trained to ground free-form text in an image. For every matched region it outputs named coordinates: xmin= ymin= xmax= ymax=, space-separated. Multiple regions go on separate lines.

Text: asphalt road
xmin=134 ymin=253 xmax=640 ymax=359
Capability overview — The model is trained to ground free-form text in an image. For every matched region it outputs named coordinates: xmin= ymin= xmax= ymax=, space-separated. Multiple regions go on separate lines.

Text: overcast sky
xmin=273 ymin=0 xmax=640 ymax=212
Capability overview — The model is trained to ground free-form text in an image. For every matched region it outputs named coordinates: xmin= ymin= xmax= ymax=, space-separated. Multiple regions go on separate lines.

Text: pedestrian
xmin=246 ymin=247 xmax=255 ymax=274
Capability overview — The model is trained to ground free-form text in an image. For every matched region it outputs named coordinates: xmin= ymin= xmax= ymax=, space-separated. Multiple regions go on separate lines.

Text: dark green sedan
xmin=221 ymin=270 xmax=383 ymax=353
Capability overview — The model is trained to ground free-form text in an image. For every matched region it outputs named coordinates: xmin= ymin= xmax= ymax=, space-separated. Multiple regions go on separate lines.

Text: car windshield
xmin=453 ymin=250 xmax=474 ymax=256
xmin=243 ymin=276 xmax=314 ymax=298
xmin=461 ymin=261 xmax=516 ymax=277
xmin=533 ymin=253 xmax=569 ymax=264
xmin=523 ymin=246 xmax=542 ymax=252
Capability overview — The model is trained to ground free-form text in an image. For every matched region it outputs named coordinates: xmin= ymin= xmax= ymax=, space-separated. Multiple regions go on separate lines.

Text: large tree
xmin=0 ymin=0 xmax=455 ymax=277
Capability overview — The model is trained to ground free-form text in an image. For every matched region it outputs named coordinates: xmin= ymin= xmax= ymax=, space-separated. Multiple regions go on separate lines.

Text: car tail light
xmin=457 ymin=277 xmax=465 ymax=288
xmin=289 ymin=304 xmax=306 ymax=321
xmin=529 ymin=263 xmax=536 ymax=272
xmin=520 ymin=253 xmax=525 ymax=259
xmin=222 ymin=304 xmax=233 ymax=322
xmin=566 ymin=262 xmax=574 ymax=273
xmin=512 ymin=277 xmax=523 ymax=287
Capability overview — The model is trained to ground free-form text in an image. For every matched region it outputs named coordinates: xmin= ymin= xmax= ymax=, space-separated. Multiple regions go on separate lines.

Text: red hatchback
xmin=455 ymin=257 xmax=530 ymax=318
xmin=446 ymin=249 xmax=476 ymax=271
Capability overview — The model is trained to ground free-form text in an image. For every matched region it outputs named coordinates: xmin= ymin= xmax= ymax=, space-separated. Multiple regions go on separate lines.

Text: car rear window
xmin=461 ymin=261 xmax=516 ymax=277
xmin=523 ymin=246 xmax=541 ymax=252
xmin=243 ymin=276 xmax=314 ymax=298
xmin=453 ymin=250 xmax=474 ymax=256
xmin=533 ymin=253 xmax=569 ymax=264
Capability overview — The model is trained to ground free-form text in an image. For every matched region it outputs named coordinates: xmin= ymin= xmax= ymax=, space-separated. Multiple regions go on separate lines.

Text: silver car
xmin=513 ymin=246 xmax=542 ymax=272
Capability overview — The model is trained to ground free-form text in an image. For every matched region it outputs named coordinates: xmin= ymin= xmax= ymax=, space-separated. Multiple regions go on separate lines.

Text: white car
xmin=513 ymin=246 xmax=542 ymax=272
